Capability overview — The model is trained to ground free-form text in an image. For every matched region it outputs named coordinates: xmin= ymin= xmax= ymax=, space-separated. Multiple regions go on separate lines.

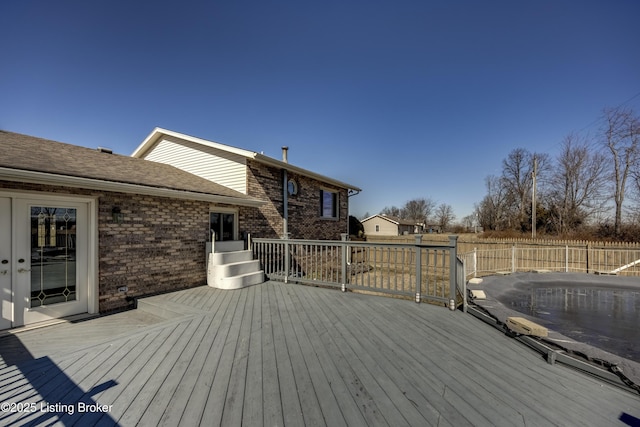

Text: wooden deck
xmin=1 ymin=281 xmax=639 ymax=426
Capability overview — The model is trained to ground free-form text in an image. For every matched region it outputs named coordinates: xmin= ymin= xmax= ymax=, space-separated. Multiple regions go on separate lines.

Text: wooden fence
xmin=369 ymin=235 xmax=640 ymax=278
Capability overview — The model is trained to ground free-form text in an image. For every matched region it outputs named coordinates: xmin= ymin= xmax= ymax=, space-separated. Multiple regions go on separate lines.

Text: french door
xmin=0 ymin=195 xmax=93 ymax=329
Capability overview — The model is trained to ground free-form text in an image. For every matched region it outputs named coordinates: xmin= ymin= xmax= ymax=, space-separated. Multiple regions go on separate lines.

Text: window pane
xmin=30 ymin=206 xmax=77 ymax=307
xmin=321 ymin=190 xmax=337 ymax=218
xmin=222 ymin=213 xmax=234 ymax=241
xmin=210 ymin=212 xmax=235 ymax=241
xmin=210 ymin=213 xmax=221 ymax=241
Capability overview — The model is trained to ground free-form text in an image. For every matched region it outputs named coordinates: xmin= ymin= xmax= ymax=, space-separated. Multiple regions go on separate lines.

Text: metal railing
xmin=252 ymin=234 xmax=463 ymax=309
xmin=461 ymin=245 xmax=640 ymax=279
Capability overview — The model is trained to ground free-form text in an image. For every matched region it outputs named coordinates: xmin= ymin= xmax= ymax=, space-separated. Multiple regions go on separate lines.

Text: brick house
xmin=0 ymin=130 xmax=266 ymax=327
xmin=132 ymin=128 xmax=361 ymax=241
xmin=0 ymin=129 xmax=360 ymax=329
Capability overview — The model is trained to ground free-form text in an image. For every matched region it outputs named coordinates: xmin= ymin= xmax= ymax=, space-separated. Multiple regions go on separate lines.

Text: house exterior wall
xmin=137 ymin=135 xmax=354 ymax=240
xmin=97 ymin=193 xmax=211 ymax=312
xmin=398 ymin=224 xmax=415 ymax=235
xmin=142 ymin=135 xmax=248 ymax=193
xmin=0 ymin=180 xmax=214 ymax=313
xmin=362 ymin=217 xmax=399 ymax=236
xmin=243 ymin=160 xmax=348 ymax=240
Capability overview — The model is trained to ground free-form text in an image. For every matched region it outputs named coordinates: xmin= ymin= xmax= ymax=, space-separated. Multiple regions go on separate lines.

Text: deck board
xmin=275 ymin=283 xmax=350 ymax=427
xmin=242 ymin=284 xmax=264 ymax=427
xmin=328 ymin=289 xmax=535 ymax=425
xmin=0 ymin=281 xmax=638 ymax=426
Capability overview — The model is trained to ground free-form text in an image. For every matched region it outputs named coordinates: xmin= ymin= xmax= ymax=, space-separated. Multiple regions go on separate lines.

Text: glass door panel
xmin=30 ymin=206 xmax=77 ymax=307
xmin=210 ymin=212 xmax=236 ymax=241
xmin=222 ymin=213 xmax=234 ymax=241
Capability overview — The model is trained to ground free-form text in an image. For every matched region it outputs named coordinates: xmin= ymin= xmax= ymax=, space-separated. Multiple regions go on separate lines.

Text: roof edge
xmin=0 ymin=167 xmax=265 ymax=207
xmin=253 ymin=154 xmax=362 ymax=191
xmin=361 ymin=214 xmax=400 ymax=225
xmin=133 ymin=128 xmax=362 ymax=191
xmin=132 ymin=127 xmax=257 ymax=159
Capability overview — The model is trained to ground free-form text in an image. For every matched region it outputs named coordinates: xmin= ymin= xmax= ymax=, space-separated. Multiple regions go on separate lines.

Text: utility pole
xmin=531 ymin=156 xmax=537 ymax=239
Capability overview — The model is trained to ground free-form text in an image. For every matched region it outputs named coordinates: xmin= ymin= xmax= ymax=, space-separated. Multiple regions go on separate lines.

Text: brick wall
xmin=0 ymin=180 xmax=211 ymax=312
xmin=97 ymin=193 xmax=210 ymax=312
xmin=243 ymin=160 xmax=349 ymax=240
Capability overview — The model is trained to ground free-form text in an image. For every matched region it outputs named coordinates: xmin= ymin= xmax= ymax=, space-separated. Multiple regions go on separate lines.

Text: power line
xmin=576 ymin=90 xmax=640 ymax=135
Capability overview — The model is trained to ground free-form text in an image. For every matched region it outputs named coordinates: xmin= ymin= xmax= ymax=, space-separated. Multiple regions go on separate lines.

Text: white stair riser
xmin=211 ymin=250 xmax=253 ymax=265
xmin=215 ymin=260 xmax=261 ymax=278
xmin=218 ymin=271 xmax=265 ymax=290
xmin=207 ymin=252 xmax=265 ymax=290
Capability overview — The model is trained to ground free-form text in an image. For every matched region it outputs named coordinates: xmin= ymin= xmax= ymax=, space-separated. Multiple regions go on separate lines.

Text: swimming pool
xmin=473 ymin=273 xmax=640 ymax=363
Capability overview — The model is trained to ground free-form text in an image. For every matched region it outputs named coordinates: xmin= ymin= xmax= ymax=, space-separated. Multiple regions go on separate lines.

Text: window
xmin=375 ymin=225 xmax=380 ymax=232
xmin=320 ymin=190 xmax=338 ymax=219
xmin=210 ymin=211 xmax=236 ymax=241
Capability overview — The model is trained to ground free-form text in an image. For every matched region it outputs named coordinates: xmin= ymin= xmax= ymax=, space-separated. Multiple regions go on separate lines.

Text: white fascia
xmin=132 ymin=127 xmax=256 ymax=159
xmin=0 ymin=168 xmax=265 ymax=207
xmin=134 ymin=128 xmax=362 ymax=192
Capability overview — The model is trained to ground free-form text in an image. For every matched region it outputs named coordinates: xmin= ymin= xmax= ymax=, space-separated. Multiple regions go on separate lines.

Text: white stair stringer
xmin=207 ymin=249 xmax=265 ymax=290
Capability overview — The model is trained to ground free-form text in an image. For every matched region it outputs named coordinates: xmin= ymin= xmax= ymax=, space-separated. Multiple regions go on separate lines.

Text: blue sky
xmin=2 ymin=1 xmax=640 ymax=221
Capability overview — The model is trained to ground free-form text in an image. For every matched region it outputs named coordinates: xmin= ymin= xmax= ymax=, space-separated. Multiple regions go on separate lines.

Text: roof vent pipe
xmin=282 ymin=146 xmax=289 ymax=163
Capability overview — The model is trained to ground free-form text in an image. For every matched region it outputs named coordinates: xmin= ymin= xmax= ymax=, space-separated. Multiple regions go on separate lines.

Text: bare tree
xmin=461 ymin=214 xmax=475 ymax=231
xmin=601 ymin=107 xmax=640 ymax=235
xmin=547 ymin=133 xmax=607 ymax=233
xmin=435 ymin=203 xmax=455 ymax=231
xmin=501 ymin=148 xmax=550 ymax=231
xmin=380 ymin=206 xmax=402 ymax=217
xmin=402 ymin=198 xmax=435 ymax=224
xmin=477 ymin=175 xmax=509 ymax=230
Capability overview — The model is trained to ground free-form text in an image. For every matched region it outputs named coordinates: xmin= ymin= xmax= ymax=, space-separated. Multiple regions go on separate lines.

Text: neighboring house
xmin=132 ymin=128 xmax=361 ymax=240
xmin=0 ymin=129 xmax=360 ymax=329
xmin=424 ymin=224 xmax=443 ymax=234
xmin=361 ymin=214 xmax=424 ymax=236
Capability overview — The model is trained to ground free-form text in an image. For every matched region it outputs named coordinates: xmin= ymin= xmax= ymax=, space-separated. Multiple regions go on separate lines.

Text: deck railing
xmin=460 ymin=245 xmax=640 ymax=279
xmin=252 ymin=235 xmax=462 ymax=309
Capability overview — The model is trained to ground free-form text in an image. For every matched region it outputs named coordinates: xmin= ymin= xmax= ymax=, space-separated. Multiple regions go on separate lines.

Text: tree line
xmin=475 ymin=106 xmax=640 ymax=239
xmin=362 ymin=198 xmax=456 ymax=232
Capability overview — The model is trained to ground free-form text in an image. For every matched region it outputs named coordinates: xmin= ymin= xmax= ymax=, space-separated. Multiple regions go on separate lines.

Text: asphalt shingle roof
xmin=0 ymin=130 xmax=258 ymax=202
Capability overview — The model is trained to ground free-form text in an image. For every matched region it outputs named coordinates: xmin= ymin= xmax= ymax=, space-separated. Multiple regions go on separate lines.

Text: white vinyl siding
xmin=362 ymin=217 xmax=399 ymax=235
xmin=142 ymin=136 xmax=248 ymax=193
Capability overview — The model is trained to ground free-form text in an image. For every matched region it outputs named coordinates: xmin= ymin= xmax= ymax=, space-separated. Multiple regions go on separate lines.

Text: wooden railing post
xmin=282 ymin=233 xmax=290 ymax=283
xmin=473 ymin=247 xmax=477 ymax=278
xmin=341 ymin=233 xmax=348 ymax=292
xmin=449 ymin=235 xmax=458 ymax=310
xmin=415 ymin=234 xmax=422 ymax=303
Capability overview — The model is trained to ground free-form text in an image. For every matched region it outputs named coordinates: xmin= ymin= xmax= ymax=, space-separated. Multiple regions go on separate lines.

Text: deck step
xmin=216 ymin=259 xmax=261 ymax=277
xmin=218 ymin=271 xmax=265 ymax=290
xmin=211 ymin=249 xmax=254 ymax=265
xmin=207 ymin=251 xmax=265 ymax=290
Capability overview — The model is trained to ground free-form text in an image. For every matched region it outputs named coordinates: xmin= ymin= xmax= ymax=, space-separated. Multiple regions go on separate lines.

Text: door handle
xmin=18 ymin=268 xmax=31 ymax=273
xmin=0 ymin=270 xmax=7 ymax=275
